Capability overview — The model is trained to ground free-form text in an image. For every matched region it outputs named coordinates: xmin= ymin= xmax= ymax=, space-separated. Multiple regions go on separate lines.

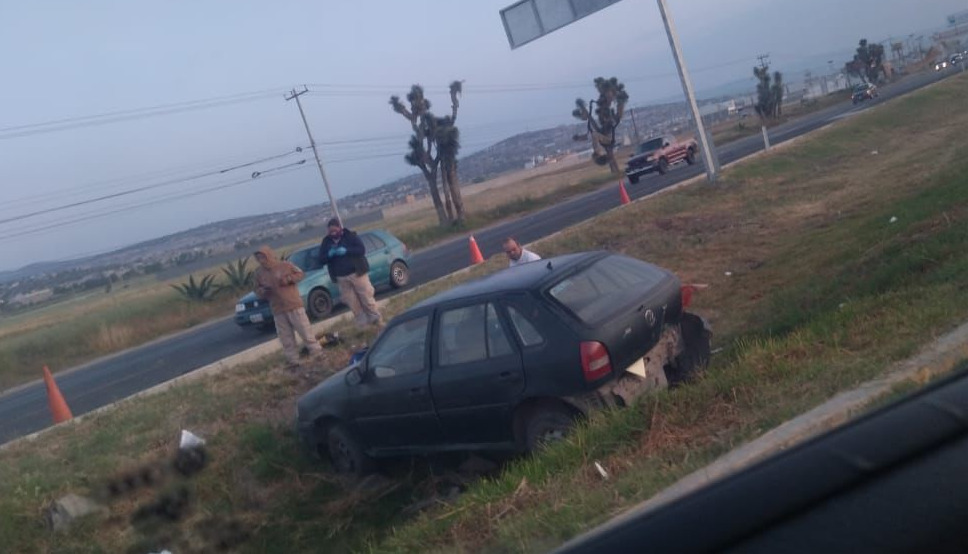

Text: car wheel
xmin=628 ymin=173 xmax=640 ymax=184
xmin=327 ymin=424 xmax=374 ymax=476
xmin=685 ymin=148 xmax=696 ymax=165
xmin=524 ymin=406 xmax=576 ymax=453
xmin=657 ymin=158 xmax=669 ymax=175
xmin=667 ymin=313 xmax=712 ymax=386
xmin=307 ymin=288 xmax=333 ymax=321
xmin=389 ymin=260 xmax=410 ymax=289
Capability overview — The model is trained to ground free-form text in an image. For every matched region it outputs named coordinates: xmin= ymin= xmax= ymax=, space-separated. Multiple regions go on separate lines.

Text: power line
xmin=0 ymin=164 xmax=314 ymax=243
xmin=3 ymin=146 xmax=309 ymax=213
xmin=0 ymin=88 xmax=283 ymax=140
xmin=0 ymin=56 xmax=765 ymax=143
xmin=0 ymin=147 xmax=307 ymax=225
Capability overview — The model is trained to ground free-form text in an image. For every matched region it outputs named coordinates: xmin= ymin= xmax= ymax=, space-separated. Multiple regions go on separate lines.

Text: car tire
xmin=524 ymin=406 xmax=576 ymax=453
xmin=628 ymin=173 xmax=640 ymax=184
xmin=685 ymin=148 xmax=696 ymax=165
xmin=327 ymin=424 xmax=374 ymax=476
xmin=307 ymin=288 xmax=333 ymax=321
xmin=389 ymin=260 xmax=409 ymax=289
xmin=667 ymin=313 xmax=712 ymax=386
xmin=657 ymin=158 xmax=669 ymax=175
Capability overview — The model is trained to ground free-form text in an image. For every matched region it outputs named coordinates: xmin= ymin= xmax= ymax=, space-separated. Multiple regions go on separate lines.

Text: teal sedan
xmin=234 ymin=229 xmax=411 ymax=329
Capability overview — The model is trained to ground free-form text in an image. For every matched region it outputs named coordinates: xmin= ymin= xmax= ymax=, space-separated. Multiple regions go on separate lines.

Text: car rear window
xmin=547 ymin=256 xmax=666 ymax=324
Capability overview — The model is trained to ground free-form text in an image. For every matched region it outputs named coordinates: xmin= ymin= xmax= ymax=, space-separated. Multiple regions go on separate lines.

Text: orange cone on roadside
xmin=468 ymin=235 xmax=485 ymax=265
xmin=619 ymin=180 xmax=631 ymax=205
xmin=42 ymin=365 xmax=73 ymax=424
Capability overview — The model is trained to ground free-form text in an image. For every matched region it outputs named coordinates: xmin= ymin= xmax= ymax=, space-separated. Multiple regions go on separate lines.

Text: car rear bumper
xmin=566 ymin=325 xmax=682 ymax=412
xmin=566 ymin=317 xmax=711 ymax=411
xmin=234 ymin=306 xmax=274 ymax=327
xmin=626 ymin=163 xmax=657 ymax=178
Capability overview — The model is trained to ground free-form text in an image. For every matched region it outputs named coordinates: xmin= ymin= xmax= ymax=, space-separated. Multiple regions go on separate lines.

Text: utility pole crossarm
xmin=286 ymin=86 xmax=342 ymax=225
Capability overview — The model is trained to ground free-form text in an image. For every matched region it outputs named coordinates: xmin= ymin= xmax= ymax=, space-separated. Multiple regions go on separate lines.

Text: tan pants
xmin=337 ymin=273 xmax=383 ymax=328
xmin=274 ymin=308 xmax=323 ymax=364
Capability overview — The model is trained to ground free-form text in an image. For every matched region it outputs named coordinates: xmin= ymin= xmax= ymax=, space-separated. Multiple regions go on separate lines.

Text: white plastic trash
xmin=179 ymin=430 xmax=206 ymax=450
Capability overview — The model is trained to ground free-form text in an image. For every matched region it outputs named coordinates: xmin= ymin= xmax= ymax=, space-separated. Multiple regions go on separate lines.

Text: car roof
xmin=293 ymin=229 xmax=394 ymax=255
xmin=411 ymin=251 xmax=604 ymax=310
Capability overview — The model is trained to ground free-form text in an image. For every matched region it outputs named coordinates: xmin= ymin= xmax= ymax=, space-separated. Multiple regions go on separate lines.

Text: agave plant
xmin=217 ymin=257 xmax=254 ymax=295
xmin=171 ymin=274 xmax=218 ymax=302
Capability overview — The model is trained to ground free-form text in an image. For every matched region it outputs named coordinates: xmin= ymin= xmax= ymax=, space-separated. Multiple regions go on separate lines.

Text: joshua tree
xmin=572 ymin=77 xmax=629 ymax=174
xmin=390 ymin=81 xmax=466 ymax=225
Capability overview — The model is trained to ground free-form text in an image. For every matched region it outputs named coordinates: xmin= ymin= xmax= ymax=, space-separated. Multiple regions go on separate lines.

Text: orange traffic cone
xmin=468 ymin=235 xmax=485 ymax=265
xmin=42 ymin=365 xmax=73 ymax=424
xmin=619 ymin=180 xmax=631 ymax=205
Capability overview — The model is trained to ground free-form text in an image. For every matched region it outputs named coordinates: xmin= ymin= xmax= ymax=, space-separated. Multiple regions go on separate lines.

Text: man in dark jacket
xmin=318 ymin=218 xmax=383 ymax=328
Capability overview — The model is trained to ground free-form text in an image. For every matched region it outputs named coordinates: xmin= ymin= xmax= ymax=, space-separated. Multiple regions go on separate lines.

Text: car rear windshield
xmin=546 ymin=256 xmax=667 ymax=325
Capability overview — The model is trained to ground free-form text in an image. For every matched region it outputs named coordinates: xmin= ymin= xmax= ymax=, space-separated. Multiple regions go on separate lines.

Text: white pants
xmin=274 ymin=308 xmax=323 ymax=364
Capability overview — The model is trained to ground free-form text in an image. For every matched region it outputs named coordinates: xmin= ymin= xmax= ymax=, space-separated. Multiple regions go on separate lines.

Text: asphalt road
xmin=0 ymin=69 xmax=954 ymax=446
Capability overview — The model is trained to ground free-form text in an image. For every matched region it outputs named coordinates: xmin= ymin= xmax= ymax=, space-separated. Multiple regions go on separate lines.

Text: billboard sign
xmin=500 ymin=0 xmax=623 ymax=49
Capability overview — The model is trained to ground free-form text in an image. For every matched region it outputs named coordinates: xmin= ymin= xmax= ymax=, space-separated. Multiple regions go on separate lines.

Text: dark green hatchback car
xmin=234 ymin=229 xmax=411 ymax=329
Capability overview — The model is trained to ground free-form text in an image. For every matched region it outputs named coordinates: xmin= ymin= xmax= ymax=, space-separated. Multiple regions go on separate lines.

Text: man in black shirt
xmin=318 ymin=218 xmax=383 ymax=328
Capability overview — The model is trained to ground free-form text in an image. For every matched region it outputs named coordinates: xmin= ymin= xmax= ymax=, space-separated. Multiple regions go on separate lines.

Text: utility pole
xmin=757 ymin=53 xmax=771 ymax=70
xmin=656 ymin=0 xmax=719 ymax=182
xmin=285 ymin=86 xmax=341 ymax=225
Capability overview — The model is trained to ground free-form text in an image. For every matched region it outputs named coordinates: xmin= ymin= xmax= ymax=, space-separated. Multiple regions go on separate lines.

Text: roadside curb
xmin=587 ymin=319 xmax=968 ymax=533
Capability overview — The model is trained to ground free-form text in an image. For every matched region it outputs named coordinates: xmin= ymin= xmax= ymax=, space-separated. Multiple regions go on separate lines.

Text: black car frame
xmin=296 ymin=251 xmax=712 ymax=474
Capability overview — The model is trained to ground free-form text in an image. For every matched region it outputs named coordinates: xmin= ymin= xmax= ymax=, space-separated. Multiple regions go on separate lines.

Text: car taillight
xmin=680 ymin=283 xmax=709 ymax=309
xmin=580 ymin=341 xmax=612 ymax=382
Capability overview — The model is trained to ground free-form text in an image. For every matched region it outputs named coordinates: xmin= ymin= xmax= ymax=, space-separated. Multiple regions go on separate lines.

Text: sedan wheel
xmin=327 ymin=424 xmax=373 ymax=476
xmin=524 ymin=407 xmax=576 ymax=452
xmin=389 ymin=260 xmax=410 ymax=289
xmin=307 ymin=288 xmax=332 ymax=320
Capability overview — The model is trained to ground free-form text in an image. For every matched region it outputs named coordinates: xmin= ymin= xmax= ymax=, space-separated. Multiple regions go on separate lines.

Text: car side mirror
xmin=663 ymin=142 xmax=670 ymax=148
xmin=345 ymin=365 xmax=363 ymax=386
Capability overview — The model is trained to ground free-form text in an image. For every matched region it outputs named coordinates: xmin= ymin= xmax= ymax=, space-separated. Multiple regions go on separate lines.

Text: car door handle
xmin=409 ymin=387 xmax=425 ymax=396
xmin=498 ymin=371 xmax=521 ymax=382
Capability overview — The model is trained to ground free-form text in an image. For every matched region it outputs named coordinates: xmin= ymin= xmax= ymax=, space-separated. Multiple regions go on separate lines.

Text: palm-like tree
xmin=437 ymin=81 xmax=464 ymax=224
xmin=390 ymin=81 xmax=466 ymax=226
xmin=573 ymin=77 xmax=629 ymax=174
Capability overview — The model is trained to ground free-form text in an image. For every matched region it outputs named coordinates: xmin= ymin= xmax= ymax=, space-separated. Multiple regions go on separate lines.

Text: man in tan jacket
xmin=253 ymin=246 xmax=323 ymax=368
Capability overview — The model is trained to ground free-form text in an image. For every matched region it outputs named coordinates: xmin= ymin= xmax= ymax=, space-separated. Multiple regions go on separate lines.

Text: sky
xmin=0 ymin=0 xmax=961 ymax=272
